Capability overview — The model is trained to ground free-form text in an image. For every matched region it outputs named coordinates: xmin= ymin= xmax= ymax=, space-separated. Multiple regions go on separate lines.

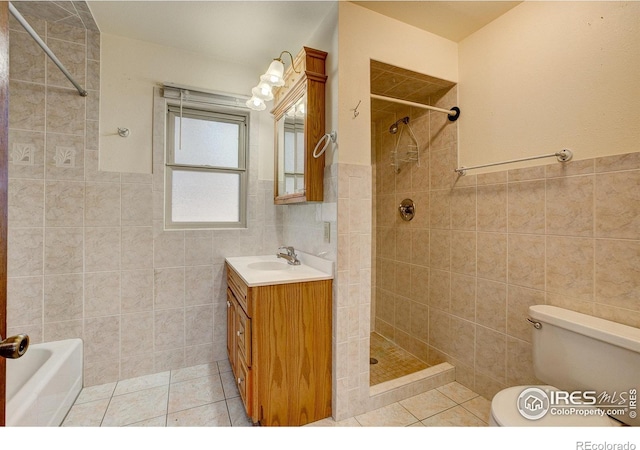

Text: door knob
xmin=0 ymin=334 xmax=29 ymax=359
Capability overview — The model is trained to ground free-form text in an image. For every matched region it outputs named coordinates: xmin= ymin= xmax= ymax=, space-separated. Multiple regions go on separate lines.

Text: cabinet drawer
xmin=236 ymin=305 xmax=251 ymax=366
xmin=226 ymin=264 xmax=249 ymax=313
xmin=236 ymin=355 xmax=252 ymax=417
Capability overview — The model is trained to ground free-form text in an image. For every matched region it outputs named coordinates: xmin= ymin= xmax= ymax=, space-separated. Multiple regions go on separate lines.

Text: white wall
xmin=458 ymin=1 xmax=640 ymax=172
xmin=337 ymin=2 xmax=458 ymax=166
xmin=99 ymin=34 xmax=273 ymax=177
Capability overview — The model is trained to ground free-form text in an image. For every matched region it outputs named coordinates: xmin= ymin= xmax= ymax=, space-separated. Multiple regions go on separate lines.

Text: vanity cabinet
xmin=272 ymin=47 xmax=327 ymax=204
xmin=226 ymin=263 xmax=332 ymax=426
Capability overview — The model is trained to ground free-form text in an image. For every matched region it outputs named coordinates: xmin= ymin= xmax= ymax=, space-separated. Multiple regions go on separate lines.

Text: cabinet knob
xmin=237 ymin=377 xmax=244 ymax=385
xmin=237 ymin=330 xmax=243 ymax=336
xmin=227 ymin=301 xmax=231 ymax=307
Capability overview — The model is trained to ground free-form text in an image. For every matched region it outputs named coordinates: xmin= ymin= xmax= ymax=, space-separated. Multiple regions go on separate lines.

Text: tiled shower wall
xmin=373 ymin=84 xmax=640 ymax=400
xmin=6 ymin=11 xmax=285 ymax=386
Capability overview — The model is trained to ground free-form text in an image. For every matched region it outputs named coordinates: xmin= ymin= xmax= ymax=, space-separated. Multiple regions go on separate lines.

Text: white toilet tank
xmin=529 ymin=305 xmax=640 ymax=426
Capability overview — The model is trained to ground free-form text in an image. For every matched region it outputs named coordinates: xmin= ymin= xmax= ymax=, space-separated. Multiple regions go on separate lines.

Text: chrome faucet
xmin=277 ymin=246 xmax=300 ymax=265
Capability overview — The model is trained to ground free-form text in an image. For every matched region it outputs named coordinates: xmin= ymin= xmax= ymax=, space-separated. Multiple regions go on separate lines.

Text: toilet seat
xmin=490 ymin=385 xmax=621 ymax=427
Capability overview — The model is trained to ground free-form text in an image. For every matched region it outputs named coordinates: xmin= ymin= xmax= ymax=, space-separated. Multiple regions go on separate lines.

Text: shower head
xmin=389 ymin=116 xmax=410 ymax=135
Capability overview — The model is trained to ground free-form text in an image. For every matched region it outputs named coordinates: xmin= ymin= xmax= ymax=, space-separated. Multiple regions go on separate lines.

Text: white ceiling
xmin=354 ymin=1 xmax=522 ymax=42
xmin=87 ymin=1 xmax=522 ymax=71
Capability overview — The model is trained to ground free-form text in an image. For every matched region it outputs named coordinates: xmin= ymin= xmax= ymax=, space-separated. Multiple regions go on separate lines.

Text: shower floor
xmin=369 ymin=332 xmax=429 ymax=386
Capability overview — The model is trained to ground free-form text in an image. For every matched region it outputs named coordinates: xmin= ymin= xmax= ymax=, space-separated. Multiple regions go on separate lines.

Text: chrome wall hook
xmin=352 ymin=100 xmax=361 ymax=119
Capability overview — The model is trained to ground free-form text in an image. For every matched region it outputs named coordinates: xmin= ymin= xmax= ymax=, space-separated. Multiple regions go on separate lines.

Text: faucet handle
xmin=278 ymin=246 xmax=295 ymax=256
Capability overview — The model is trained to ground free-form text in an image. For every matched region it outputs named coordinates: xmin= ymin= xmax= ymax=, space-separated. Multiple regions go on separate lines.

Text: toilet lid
xmin=491 ymin=385 xmax=620 ymax=427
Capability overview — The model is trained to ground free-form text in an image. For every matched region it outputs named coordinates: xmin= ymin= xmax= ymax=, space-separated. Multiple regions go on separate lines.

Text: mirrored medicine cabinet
xmin=271 ymin=47 xmax=327 ymax=204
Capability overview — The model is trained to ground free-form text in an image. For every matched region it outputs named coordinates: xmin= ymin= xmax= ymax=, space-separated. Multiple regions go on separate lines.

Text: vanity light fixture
xmin=246 ymin=50 xmax=300 ymax=111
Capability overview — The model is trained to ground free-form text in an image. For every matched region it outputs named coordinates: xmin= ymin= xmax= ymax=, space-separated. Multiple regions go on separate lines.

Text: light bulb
xmin=260 ymin=60 xmax=285 ymax=87
xmin=251 ymin=82 xmax=273 ymax=101
xmin=246 ymin=96 xmax=266 ymax=111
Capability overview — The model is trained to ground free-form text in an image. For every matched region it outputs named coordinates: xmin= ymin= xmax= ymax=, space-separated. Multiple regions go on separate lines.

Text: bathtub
xmin=6 ymin=338 xmax=83 ymax=426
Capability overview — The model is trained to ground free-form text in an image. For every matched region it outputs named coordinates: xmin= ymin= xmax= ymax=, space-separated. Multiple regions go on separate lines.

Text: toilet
xmin=490 ymin=305 xmax=640 ymax=427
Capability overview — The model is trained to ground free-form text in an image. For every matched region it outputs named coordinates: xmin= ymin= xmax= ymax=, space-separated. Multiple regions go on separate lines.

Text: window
xmin=165 ymin=104 xmax=248 ymax=229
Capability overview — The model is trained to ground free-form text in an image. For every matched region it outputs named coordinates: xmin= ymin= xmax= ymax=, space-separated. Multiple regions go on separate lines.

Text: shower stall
xmin=369 ymin=60 xmax=461 ymax=386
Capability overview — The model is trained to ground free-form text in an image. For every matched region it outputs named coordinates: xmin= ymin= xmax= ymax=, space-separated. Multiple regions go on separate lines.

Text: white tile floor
xmin=63 ymin=359 xmax=491 ymax=427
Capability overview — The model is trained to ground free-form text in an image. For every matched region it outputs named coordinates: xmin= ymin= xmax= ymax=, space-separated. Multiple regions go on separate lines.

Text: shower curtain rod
xmin=9 ymin=3 xmax=88 ymax=97
xmin=370 ymin=93 xmax=460 ymax=121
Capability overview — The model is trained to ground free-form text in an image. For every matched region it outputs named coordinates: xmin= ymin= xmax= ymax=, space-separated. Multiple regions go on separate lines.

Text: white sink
xmin=247 ymin=260 xmax=291 ymax=271
xmin=225 ymin=252 xmax=334 ymax=286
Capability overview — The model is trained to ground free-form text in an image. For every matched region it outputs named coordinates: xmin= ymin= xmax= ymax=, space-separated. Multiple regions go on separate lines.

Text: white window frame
xmin=165 ymin=103 xmax=249 ymax=230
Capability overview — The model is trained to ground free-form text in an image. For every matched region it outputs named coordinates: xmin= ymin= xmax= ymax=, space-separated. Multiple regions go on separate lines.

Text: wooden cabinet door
xmin=226 ymin=289 xmax=237 ymax=376
xmin=253 ymin=280 xmax=332 ymax=426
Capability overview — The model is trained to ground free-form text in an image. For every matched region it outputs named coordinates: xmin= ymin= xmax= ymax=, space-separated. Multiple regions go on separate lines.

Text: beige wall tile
xmin=429 ymin=269 xmax=450 ymax=312
xmin=84 ymin=271 xmax=120 ymax=318
xmin=154 ymin=268 xmax=185 ymax=310
xmin=7 ymin=276 xmax=43 ymax=327
xmin=410 ymin=228 xmax=429 ymax=266
xmin=45 ymin=180 xmax=84 ymax=227
xmin=545 ymin=158 xmax=594 ymax=178
xmin=46 ymin=87 xmax=86 ymax=135
xmin=546 ymin=175 xmax=594 ymax=237
xmin=595 ymin=171 xmax=640 ymax=239
xmin=449 ymin=316 xmax=475 ymax=367
xmin=9 ymin=29 xmax=46 ymax=83
xmin=476 ymin=232 xmax=507 ymax=282
xmin=84 ymin=316 xmax=120 ymax=364
xmin=477 ymin=183 xmax=507 ymax=232
xmin=44 ymin=227 xmax=83 ymax=274
xmin=409 ymin=265 xmax=429 ymax=305
xmin=450 ymin=231 xmax=476 ymax=276
xmin=9 ymin=129 xmax=45 ymax=179
xmin=44 ymin=273 xmax=83 ymax=322
xmin=85 ymin=227 xmax=121 ymax=272
xmin=475 ymin=326 xmax=506 ymax=384
xmin=85 ymin=182 xmax=121 ymax=227
xmin=122 ymin=183 xmax=153 ymax=226
xmin=9 ymin=179 xmax=44 ymax=227
xmin=429 ymin=229 xmax=450 ymax=270
xmin=546 ymin=236 xmax=594 ymax=301
xmin=506 ymin=285 xmax=544 ymax=342
xmin=121 ymin=226 xmax=153 ymax=270
xmin=450 ymin=273 xmax=476 ymax=321
xmin=429 ymin=189 xmax=450 ymax=229
xmin=450 ymin=187 xmax=476 ymax=231
xmin=121 ymin=312 xmax=154 ymax=356
xmin=595 ymin=152 xmax=640 ymax=173
xmin=508 ymin=234 xmax=545 ymax=290
xmin=8 ymin=227 xmax=44 ymax=277
xmin=506 ymin=337 xmax=539 ymax=386
xmin=476 ymin=279 xmax=506 ymax=333
xmin=121 ymin=270 xmax=153 ymax=314
xmin=508 ymin=180 xmax=546 ymax=234
xmin=595 ymin=239 xmax=640 ymax=311
xmin=9 ymin=81 xmax=45 ymax=131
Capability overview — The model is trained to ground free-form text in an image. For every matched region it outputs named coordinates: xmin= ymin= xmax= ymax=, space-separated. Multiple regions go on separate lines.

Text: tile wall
xmin=6 ymin=11 xmax=289 ymax=386
xmin=371 ymin=74 xmax=640 ymax=400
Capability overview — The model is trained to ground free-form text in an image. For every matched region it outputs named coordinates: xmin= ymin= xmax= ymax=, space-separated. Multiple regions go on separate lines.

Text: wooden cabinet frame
xmin=226 ymin=263 xmax=332 ymax=426
xmin=272 ymin=47 xmax=327 ymax=204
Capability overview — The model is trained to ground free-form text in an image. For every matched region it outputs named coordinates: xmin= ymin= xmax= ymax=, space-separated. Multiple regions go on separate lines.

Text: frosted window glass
xmin=285 ymin=175 xmax=295 ymax=194
xmin=295 ymin=129 xmax=304 ymax=173
xmin=284 ymin=131 xmax=294 ymax=173
xmin=174 ymin=116 xmax=239 ymax=168
xmin=171 ymin=170 xmax=239 ymax=222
